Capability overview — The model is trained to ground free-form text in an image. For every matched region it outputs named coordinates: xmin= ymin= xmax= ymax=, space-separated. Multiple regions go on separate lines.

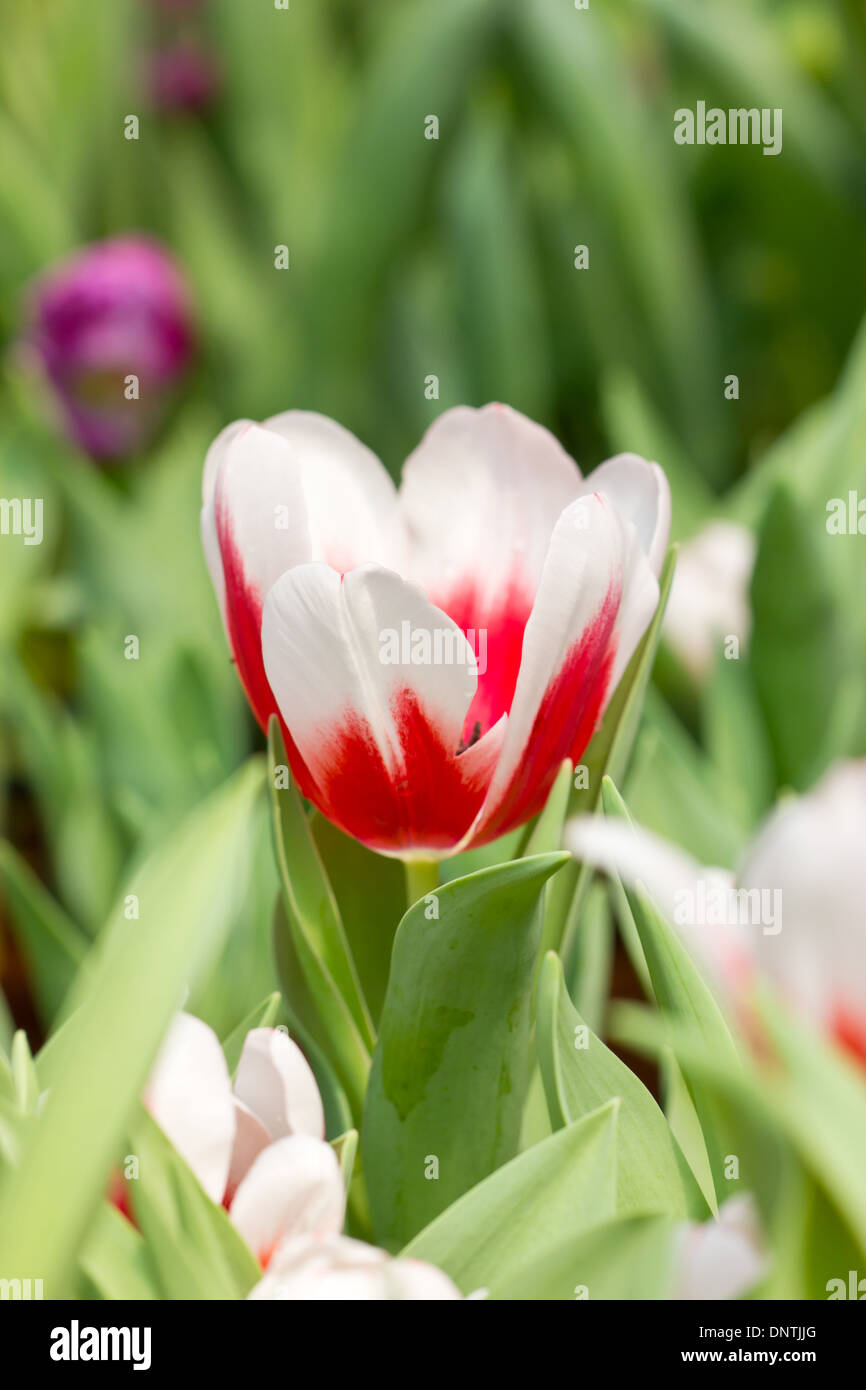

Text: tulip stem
xmin=404 ymin=857 xmax=439 ymax=909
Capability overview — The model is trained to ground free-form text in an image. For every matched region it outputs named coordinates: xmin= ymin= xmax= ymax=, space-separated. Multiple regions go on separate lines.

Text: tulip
xmin=145 ymin=1014 xmax=343 ymax=1263
xmin=248 ymin=1234 xmax=463 ymax=1301
xmin=202 ymin=405 xmax=670 ymax=856
xmin=673 ymin=1195 xmax=767 ymax=1300
xmin=26 ymin=237 xmax=194 ymax=459
xmin=663 ymin=521 xmax=755 ymax=681
xmin=567 ymin=760 xmax=866 ymax=1065
xmin=144 ymin=1013 xmax=463 ymax=1297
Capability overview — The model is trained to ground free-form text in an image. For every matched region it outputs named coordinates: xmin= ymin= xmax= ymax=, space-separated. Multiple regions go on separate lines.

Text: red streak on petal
xmin=217 ymin=501 xmax=315 ymax=796
xmin=434 ymin=576 xmax=534 ymax=742
xmin=311 ymin=687 xmax=494 ymax=854
xmin=471 ymin=588 xmax=620 ymax=846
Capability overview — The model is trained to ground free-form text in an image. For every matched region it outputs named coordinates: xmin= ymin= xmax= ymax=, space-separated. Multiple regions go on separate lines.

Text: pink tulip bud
xmin=26 ymin=236 xmax=194 ymax=460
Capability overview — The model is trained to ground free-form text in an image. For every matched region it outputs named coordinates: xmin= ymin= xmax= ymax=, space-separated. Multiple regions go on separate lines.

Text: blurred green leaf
xmin=0 ymin=758 xmax=263 ymax=1295
xmin=750 ymin=483 xmax=842 ymax=789
xmin=0 ymin=839 xmax=87 ymax=1021
xmin=129 ymin=1109 xmax=259 ymax=1301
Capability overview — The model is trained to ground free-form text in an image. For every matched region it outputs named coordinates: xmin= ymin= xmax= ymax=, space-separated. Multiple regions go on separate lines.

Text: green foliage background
xmin=0 ymin=0 xmax=865 ymax=1301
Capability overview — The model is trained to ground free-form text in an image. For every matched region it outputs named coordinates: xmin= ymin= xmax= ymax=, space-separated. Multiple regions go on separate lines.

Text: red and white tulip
xmin=202 ymin=404 xmax=670 ymax=856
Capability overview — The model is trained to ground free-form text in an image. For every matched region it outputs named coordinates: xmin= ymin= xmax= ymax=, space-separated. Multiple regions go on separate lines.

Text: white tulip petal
xmin=229 ymin=1135 xmax=345 ymax=1263
xmin=146 ymin=1012 xmax=235 ymax=1204
xmin=233 ymin=1027 xmax=325 ymax=1142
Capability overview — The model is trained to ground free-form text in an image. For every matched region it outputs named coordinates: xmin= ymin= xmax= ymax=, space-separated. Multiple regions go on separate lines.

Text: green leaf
xmin=501 ymin=1213 xmax=675 ymax=1302
xmin=362 ymin=852 xmax=568 ymax=1249
xmin=220 ymin=993 xmax=282 ymax=1077
xmin=331 ymin=1128 xmax=359 ymax=1190
xmin=311 ymin=812 xmax=405 ymax=1027
xmin=267 ymin=719 xmax=373 ymax=1123
xmin=128 ymin=1110 xmax=259 ymax=1300
xmin=536 ymin=953 xmax=704 ymax=1219
xmin=0 ymin=758 xmax=264 ymax=1296
xmin=78 ymin=1203 xmax=159 ymax=1302
xmin=10 ymin=1030 xmax=39 ymax=1115
xmin=403 ymin=1099 xmax=619 ymax=1296
xmin=272 ymin=898 xmax=353 ymax=1140
xmin=560 ymin=547 xmax=677 ymax=974
xmin=701 ymin=654 xmax=774 ymax=831
xmin=750 ymin=484 xmax=842 ymax=789
xmin=600 ymin=777 xmax=740 ymax=1204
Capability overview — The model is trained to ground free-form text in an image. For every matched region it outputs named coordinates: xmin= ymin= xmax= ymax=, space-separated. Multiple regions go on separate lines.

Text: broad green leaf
xmin=128 ymin=1110 xmax=259 ymax=1300
xmin=501 ymin=1213 xmax=675 ymax=1302
xmin=0 ymin=759 xmax=263 ymax=1296
xmin=403 ymin=1099 xmax=619 ymax=1296
xmin=363 ymin=852 xmax=568 ymax=1249
xmin=536 ymin=953 xmax=703 ymax=1219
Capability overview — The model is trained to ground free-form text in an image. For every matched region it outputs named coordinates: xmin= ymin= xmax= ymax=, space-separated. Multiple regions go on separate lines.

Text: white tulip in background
xmin=567 ymin=760 xmax=866 ymax=1065
xmin=663 ymin=521 xmax=756 ymax=680
xmin=673 ymin=1195 xmax=767 ymax=1301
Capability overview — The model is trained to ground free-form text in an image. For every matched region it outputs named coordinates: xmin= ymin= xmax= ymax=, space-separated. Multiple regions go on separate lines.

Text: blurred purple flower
xmin=26 ymin=236 xmax=195 ymax=460
xmin=147 ymin=42 xmax=221 ymax=114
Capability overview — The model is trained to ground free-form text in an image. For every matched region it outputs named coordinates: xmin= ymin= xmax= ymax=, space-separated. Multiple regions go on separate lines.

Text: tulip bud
xmin=25 ymin=236 xmax=194 ymax=460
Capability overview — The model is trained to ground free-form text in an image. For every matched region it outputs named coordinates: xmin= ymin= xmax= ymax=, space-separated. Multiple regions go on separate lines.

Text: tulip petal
xmin=233 ymin=1027 xmax=325 ymax=1142
xmin=464 ymin=494 xmax=627 ymax=846
xmin=225 ymin=1100 xmax=271 ymax=1206
xmin=580 ymin=453 xmax=670 ymax=578
xmin=211 ymin=423 xmax=312 ymax=732
xmin=674 ymin=1195 xmax=766 ymax=1300
xmin=399 ymin=404 xmax=581 ymax=738
xmin=146 ymin=1013 xmax=235 ymax=1204
xmin=264 ymin=410 xmax=405 ymax=573
xmin=248 ymin=1233 xmax=461 ymax=1300
xmin=229 ymin=1135 xmax=346 ymax=1264
xmin=739 ymin=761 xmax=866 ymax=1043
xmin=565 ymin=814 xmax=751 ymax=998
xmin=262 ymin=562 xmax=499 ymax=853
